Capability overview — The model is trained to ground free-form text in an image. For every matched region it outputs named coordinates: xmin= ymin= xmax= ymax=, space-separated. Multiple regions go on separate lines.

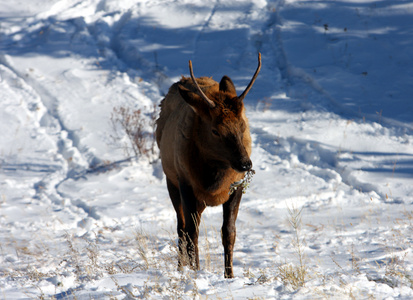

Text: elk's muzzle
xmin=231 ymin=157 xmax=252 ymax=173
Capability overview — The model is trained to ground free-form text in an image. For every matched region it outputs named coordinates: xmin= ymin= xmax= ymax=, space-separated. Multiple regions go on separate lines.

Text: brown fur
xmin=156 ymin=57 xmax=259 ymax=278
xmin=156 ymin=76 xmax=251 ymax=206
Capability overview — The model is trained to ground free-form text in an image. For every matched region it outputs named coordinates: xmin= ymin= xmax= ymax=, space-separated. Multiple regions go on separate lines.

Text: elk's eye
xmin=212 ymin=129 xmax=220 ymax=137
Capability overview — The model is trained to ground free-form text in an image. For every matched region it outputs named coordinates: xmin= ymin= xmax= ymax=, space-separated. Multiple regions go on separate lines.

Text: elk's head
xmin=178 ymin=53 xmax=261 ymax=173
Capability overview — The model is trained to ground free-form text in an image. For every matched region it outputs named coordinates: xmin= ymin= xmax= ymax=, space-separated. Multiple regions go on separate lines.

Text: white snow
xmin=1 ymin=0 xmax=412 ymax=299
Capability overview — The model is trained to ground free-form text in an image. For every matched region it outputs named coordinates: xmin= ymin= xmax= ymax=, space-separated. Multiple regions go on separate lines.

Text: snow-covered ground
xmin=1 ymin=0 xmax=413 ymax=298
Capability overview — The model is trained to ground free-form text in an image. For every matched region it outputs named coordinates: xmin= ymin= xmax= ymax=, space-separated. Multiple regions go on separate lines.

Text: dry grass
xmin=2 ymin=204 xmax=413 ymax=298
xmin=110 ymin=104 xmax=158 ymax=161
xmin=277 ymin=205 xmax=308 ymax=290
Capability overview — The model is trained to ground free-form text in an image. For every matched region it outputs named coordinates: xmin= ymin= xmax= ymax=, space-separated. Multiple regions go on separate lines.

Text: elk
xmin=156 ymin=53 xmax=261 ymax=278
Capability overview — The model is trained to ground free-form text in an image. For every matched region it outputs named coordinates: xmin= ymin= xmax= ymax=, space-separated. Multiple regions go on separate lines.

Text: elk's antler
xmin=188 ymin=60 xmax=216 ymax=108
xmin=238 ymin=53 xmax=261 ymax=102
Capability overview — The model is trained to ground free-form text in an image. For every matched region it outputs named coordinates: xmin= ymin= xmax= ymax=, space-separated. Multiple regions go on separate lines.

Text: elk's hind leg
xmin=166 ymin=178 xmax=186 ymax=269
xmin=222 ymin=187 xmax=243 ymax=278
xmin=179 ymin=181 xmax=205 ymax=270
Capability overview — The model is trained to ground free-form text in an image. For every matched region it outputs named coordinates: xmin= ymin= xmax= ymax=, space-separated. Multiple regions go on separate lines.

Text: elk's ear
xmin=219 ymin=76 xmax=237 ymax=96
xmin=178 ymin=84 xmax=208 ymax=115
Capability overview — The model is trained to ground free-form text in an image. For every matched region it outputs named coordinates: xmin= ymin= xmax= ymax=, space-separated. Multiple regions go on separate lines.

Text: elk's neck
xmin=195 ymin=159 xmax=228 ymax=192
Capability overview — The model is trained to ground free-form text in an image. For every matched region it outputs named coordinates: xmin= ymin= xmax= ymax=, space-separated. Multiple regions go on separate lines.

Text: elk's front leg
xmin=179 ymin=181 xmax=205 ymax=270
xmin=222 ymin=187 xmax=243 ymax=278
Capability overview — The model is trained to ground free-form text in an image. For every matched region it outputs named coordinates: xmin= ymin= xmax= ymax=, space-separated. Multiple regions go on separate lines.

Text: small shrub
xmin=110 ymin=104 xmax=158 ymax=161
xmin=277 ymin=205 xmax=308 ymax=290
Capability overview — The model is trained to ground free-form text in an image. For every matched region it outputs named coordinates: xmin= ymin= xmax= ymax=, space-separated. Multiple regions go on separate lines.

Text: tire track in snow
xmin=192 ymin=0 xmax=219 ymax=54
xmin=248 ymin=1 xmax=402 ymax=202
xmin=268 ymin=1 xmax=413 ymax=131
xmin=106 ymin=8 xmax=173 ymax=96
xmin=265 ymin=0 xmax=346 ymax=112
xmin=0 ymin=53 xmax=100 ymax=224
xmin=251 ymin=124 xmax=401 ymax=203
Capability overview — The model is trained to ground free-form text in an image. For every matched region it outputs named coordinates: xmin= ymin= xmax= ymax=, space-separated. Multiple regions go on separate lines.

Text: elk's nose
xmin=231 ymin=156 xmax=252 ymax=173
xmin=240 ymin=160 xmax=252 ymax=171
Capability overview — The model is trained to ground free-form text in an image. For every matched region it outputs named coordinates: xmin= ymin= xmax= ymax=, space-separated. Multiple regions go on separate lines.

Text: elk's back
xmin=155 ymin=77 xmax=219 ymax=186
xmin=156 ymin=76 xmax=217 ymax=147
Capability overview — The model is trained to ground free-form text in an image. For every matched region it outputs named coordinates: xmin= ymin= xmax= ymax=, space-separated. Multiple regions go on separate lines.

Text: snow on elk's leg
xmin=179 ymin=181 xmax=205 ymax=270
xmin=166 ymin=178 xmax=187 ymax=269
xmin=222 ymin=187 xmax=243 ymax=278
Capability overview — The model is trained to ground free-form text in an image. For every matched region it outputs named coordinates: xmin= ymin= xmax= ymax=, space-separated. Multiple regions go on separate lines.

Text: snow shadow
xmin=0 ymin=160 xmax=61 ymax=175
xmin=278 ymin=0 xmax=413 ymax=127
xmin=0 ymin=7 xmax=262 ymax=99
xmin=1 ymin=1 xmax=411 ymax=126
